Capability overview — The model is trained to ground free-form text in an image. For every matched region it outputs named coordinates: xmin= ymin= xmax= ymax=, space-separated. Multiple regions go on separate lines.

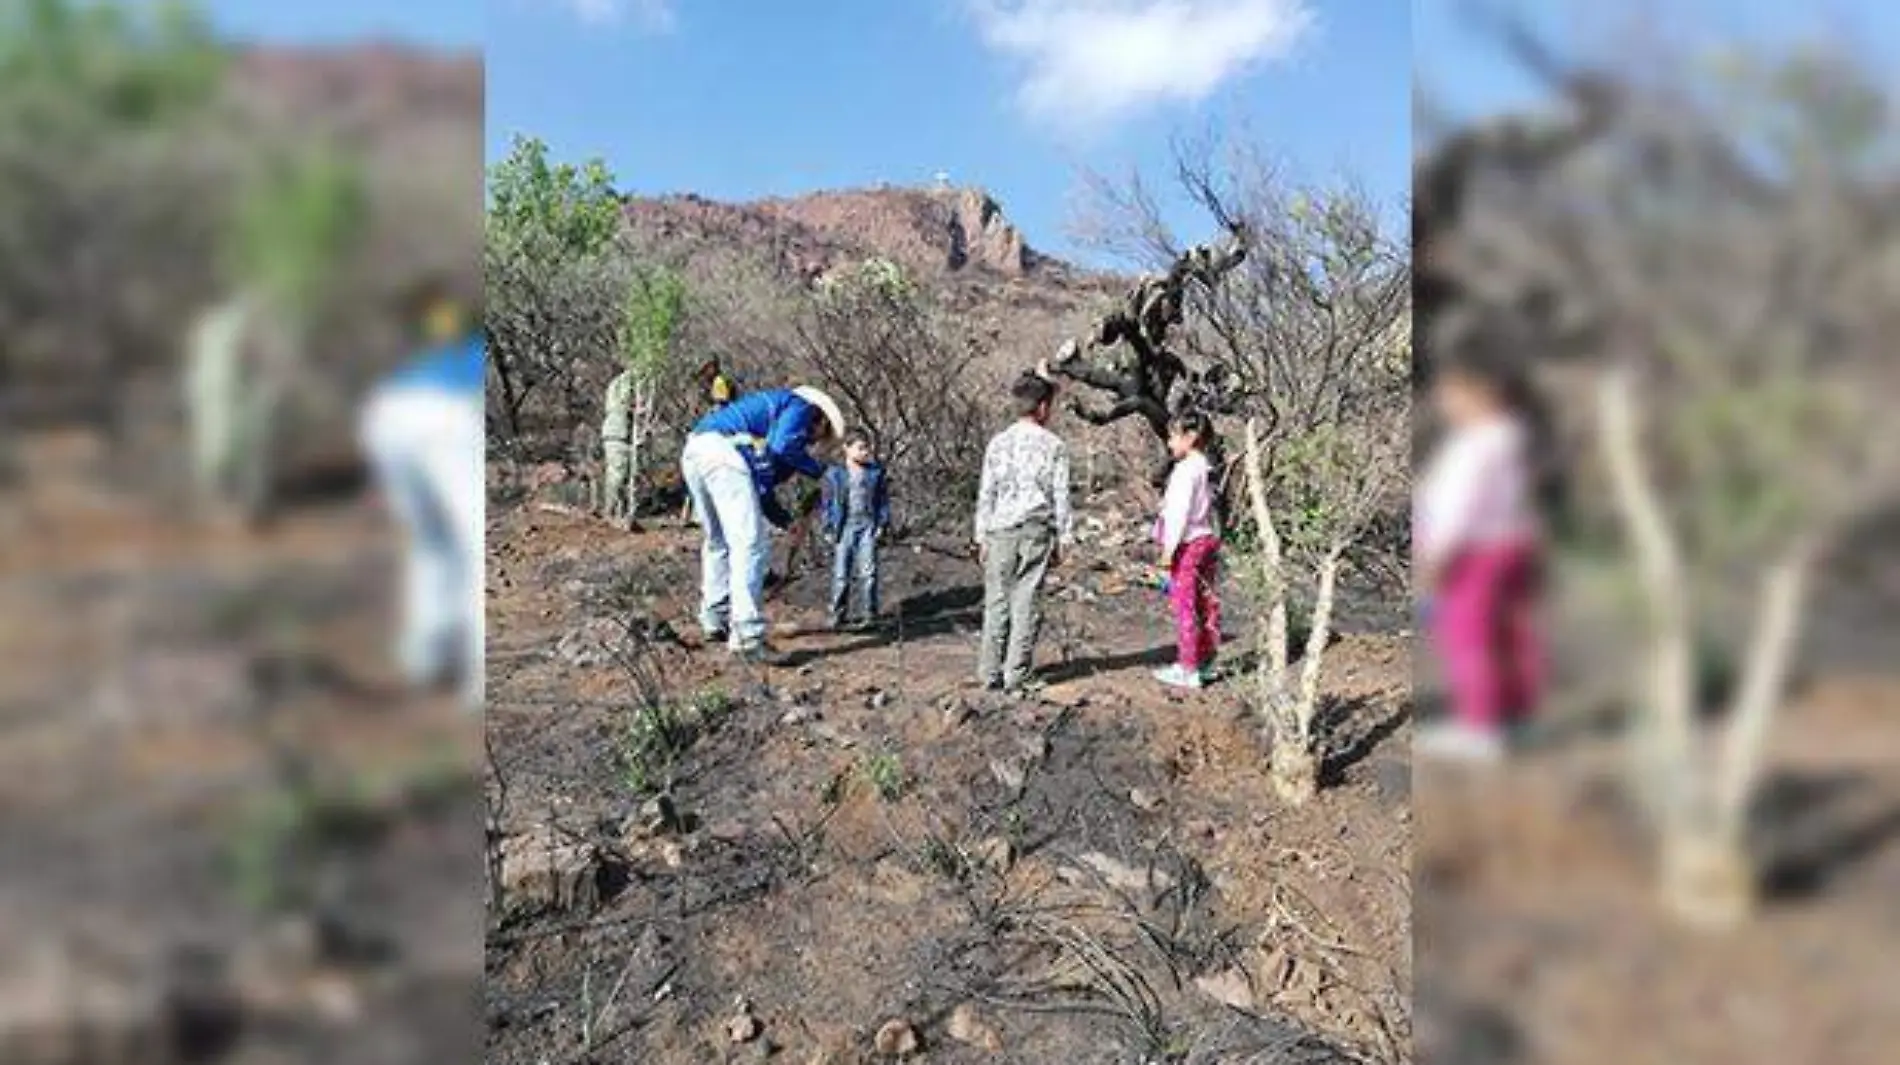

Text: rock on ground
xmin=873 ymin=1018 xmax=919 ymax=1057
xmin=947 ymin=1003 xmax=1002 ymax=1052
xmin=498 ymin=825 xmax=619 ymax=913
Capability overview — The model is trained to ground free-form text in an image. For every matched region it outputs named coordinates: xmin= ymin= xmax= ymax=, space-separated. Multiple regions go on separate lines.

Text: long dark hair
xmin=1167 ymin=410 xmax=1212 ymax=448
xmin=1166 ymin=410 xmax=1235 ymax=530
xmin=1438 ymin=341 xmax=1569 ymax=526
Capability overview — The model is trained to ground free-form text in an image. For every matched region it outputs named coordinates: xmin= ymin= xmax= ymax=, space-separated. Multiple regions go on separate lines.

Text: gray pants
xmin=979 ymin=521 xmax=1056 ymax=688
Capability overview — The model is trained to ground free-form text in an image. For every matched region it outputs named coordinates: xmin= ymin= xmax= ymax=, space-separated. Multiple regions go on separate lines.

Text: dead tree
xmin=1069 ymin=136 xmax=1411 ymax=802
xmin=1046 ymin=224 xmax=1251 ymax=482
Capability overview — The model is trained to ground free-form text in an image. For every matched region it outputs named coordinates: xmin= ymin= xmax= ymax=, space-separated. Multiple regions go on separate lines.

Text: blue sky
xmin=1417 ymin=0 xmax=1900 ymax=122
xmin=485 ymin=0 xmax=1410 ymax=268
xmin=196 ymin=0 xmax=483 ymax=48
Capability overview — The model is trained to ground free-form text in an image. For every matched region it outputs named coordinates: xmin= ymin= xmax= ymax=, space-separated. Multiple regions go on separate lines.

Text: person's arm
xmin=766 ymin=399 xmax=826 ymax=479
xmin=875 ymin=470 xmax=892 ymax=535
xmin=760 ymin=486 xmax=794 ymax=531
xmin=1415 ymin=433 xmax=1487 ymax=592
xmin=1156 ymin=459 xmax=1194 ymax=565
xmin=973 ymin=440 xmax=998 ymax=546
xmin=1051 ymin=439 xmax=1073 ymax=557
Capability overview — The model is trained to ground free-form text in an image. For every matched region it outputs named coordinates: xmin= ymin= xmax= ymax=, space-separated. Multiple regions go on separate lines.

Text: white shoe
xmin=1153 ymin=664 xmax=1204 ymax=690
xmin=1415 ymin=721 xmax=1504 ymax=763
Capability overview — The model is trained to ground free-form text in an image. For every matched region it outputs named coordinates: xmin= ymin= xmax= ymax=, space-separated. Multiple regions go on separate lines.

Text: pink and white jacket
xmin=1152 ymin=451 xmax=1218 ymax=561
xmin=1415 ymin=414 xmax=1538 ymax=571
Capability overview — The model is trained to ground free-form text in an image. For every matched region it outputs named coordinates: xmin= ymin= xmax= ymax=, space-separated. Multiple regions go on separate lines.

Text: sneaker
xmin=1153 ymin=664 xmax=1204 ymax=690
xmin=1415 ymin=721 xmax=1504 ymax=763
xmin=978 ymin=675 xmax=1005 ymax=692
xmin=1198 ymin=665 xmax=1221 ymax=685
xmin=735 ymin=643 xmax=794 ymax=667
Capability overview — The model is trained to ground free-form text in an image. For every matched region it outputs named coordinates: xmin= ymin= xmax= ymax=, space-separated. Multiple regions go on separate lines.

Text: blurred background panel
xmin=0 ymin=1 xmax=481 ymax=1062
xmin=1415 ymin=1 xmax=1900 ymax=1063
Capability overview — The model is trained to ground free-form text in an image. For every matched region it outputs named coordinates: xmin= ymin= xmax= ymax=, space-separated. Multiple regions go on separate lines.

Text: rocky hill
xmin=230 ymin=43 xmax=482 ymax=148
xmin=620 ymin=183 xmax=1125 ymax=383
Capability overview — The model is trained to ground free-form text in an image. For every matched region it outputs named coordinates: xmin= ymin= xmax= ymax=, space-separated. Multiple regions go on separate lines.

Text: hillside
xmin=619 ymin=183 xmax=1126 ymax=381
xmin=231 ymin=44 xmax=481 ymax=145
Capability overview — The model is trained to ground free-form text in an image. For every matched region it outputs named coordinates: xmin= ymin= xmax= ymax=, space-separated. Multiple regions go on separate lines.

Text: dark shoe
xmin=702 ymin=628 xmax=730 ymax=647
xmin=978 ymin=676 xmax=1005 ymax=692
xmin=1002 ymin=676 xmax=1046 ymax=700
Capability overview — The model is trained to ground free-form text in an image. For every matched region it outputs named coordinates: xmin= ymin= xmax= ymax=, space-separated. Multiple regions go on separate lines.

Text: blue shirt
xmin=692 ymin=389 xmax=827 ymax=498
xmin=385 ymin=333 xmax=485 ymax=395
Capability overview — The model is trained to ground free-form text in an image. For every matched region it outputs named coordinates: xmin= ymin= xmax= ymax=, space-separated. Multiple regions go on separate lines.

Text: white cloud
xmin=552 ymin=0 xmax=677 ymax=32
xmin=967 ymin=0 xmax=1314 ymax=133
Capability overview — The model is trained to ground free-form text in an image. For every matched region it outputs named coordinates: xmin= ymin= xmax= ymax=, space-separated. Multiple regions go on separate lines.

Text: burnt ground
xmin=1414 ymin=542 xmax=1900 ymax=1065
xmin=0 ymin=429 xmax=482 ymax=1064
xmin=485 ymin=482 xmax=1414 ymax=1065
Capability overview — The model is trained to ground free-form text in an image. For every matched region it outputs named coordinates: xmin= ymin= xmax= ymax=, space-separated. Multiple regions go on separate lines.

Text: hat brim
xmin=792 ymin=386 xmax=847 ymax=439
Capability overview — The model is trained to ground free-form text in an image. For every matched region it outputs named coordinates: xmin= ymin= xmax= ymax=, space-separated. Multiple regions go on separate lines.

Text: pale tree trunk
xmin=1714 ymin=542 xmax=1814 ymax=830
xmin=1596 ymin=366 xmax=1696 ymax=832
xmin=1596 ymin=364 xmax=1812 ymax=930
xmin=1243 ymin=419 xmax=1290 ymax=688
xmin=1652 ymin=541 xmax=1815 ymax=929
xmin=1273 ymin=544 xmax=1344 ymax=805
xmin=628 ymin=378 xmax=655 ymax=527
xmin=1243 ymin=418 xmax=1334 ymax=805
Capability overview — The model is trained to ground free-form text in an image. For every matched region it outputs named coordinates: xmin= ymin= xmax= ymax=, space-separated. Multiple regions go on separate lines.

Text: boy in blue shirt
xmin=821 ymin=430 xmax=891 ymax=630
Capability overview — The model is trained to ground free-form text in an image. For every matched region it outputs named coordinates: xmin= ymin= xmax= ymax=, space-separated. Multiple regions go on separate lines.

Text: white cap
xmin=792 ymin=386 xmax=846 ymax=440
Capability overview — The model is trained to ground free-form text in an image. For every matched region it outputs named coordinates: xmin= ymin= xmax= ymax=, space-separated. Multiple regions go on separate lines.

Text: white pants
xmin=680 ymin=433 xmax=771 ymax=648
xmin=360 ymin=386 xmax=485 ymax=711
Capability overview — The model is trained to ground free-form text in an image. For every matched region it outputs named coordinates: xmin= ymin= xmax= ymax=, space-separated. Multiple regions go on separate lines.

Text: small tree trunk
xmin=1243 ymin=420 xmax=1289 ymax=685
xmin=1295 ymin=546 xmax=1344 ymax=732
xmin=1596 ymin=365 xmax=1768 ymax=928
xmin=492 ymin=352 xmax=523 ymax=439
xmin=240 ymin=312 xmax=299 ymax=529
xmin=628 ymin=380 xmax=653 ymax=526
xmin=1660 ymin=827 xmax=1756 ymax=931
xmin=1596 ymin=366 xmax=1696 ymax=832
xmin=1713 ymin=541 xmax=1813 ymax=833
xmin=1659 ymin=541 xmax=1817 ymax=930
xmin=1272 ymin=545 xmax=1343 ymax=806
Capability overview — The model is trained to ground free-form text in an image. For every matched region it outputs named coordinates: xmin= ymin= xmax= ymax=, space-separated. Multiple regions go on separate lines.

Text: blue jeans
xmin=829 ymin=522 xmax=879 ymax=623
xmin=681 ymin=434 xmax=771 ymax=648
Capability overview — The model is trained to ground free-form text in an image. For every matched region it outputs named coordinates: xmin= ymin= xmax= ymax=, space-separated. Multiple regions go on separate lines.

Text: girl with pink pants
xmin=1416 ymin=358 xmax=1546 ymax=760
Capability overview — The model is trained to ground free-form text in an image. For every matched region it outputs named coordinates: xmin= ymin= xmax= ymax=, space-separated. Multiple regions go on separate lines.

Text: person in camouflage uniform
xmin=600 ymin=366 xmax=636 ymax=524
xmin=184 ymin=292 xmax=277 ymax=523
